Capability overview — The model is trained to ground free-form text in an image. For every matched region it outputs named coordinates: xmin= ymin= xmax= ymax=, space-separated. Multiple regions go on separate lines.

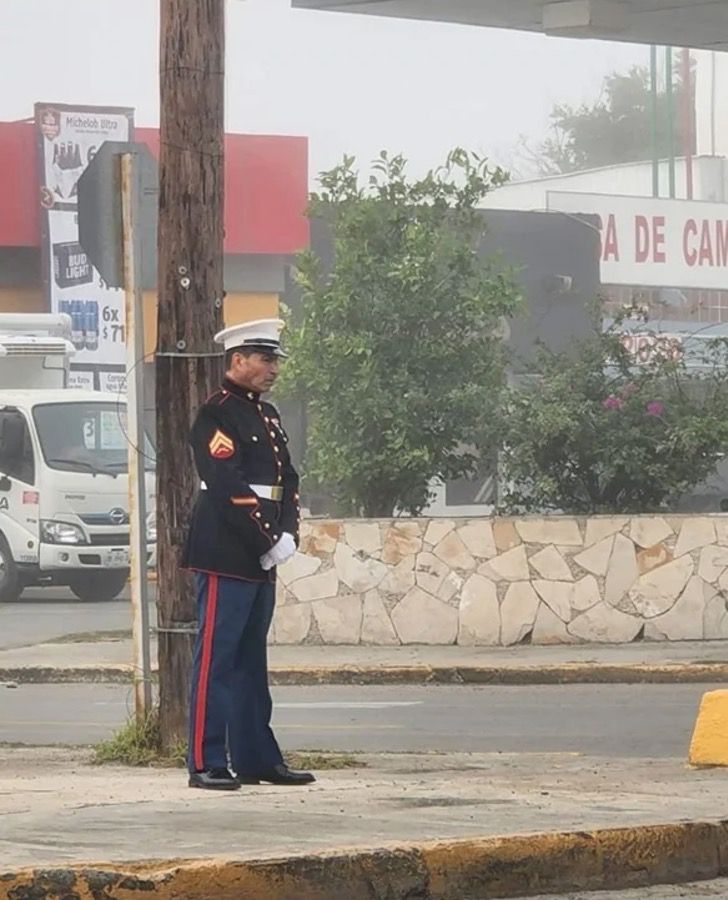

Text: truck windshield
xmin=33 ymin=402 xmax=156 ymax=475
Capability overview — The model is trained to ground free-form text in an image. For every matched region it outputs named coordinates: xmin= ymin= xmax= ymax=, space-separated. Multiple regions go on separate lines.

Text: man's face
xmin=40 ymin=111 xmax=60 ymax=141
xmin=229 ymin=350 xmax=280 ymax=394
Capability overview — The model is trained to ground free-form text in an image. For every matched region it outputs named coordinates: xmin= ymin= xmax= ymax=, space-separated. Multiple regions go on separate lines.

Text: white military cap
xmin=214 ymin=318 xmax=288 ymax=357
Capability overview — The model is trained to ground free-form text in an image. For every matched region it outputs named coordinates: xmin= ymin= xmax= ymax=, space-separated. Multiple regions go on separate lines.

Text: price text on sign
xmin=102 ymin=305 xmax=125 ymax=343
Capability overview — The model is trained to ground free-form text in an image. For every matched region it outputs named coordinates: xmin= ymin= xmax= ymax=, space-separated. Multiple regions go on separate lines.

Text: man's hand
xmin=260 ymin=532 xmax=296 ymax=571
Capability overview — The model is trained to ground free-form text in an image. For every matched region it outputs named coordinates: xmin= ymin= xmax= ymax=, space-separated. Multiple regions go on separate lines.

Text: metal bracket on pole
xmin=121 ymin=152 xmax=153 ymax=723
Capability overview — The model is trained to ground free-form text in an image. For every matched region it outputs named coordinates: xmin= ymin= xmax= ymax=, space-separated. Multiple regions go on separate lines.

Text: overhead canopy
xmin=291 ymin=1 xmax=728 ymax=51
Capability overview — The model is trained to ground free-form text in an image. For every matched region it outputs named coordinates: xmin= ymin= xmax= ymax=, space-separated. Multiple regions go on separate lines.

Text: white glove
xmin=260 ymin=532 xmax=296 ymax=571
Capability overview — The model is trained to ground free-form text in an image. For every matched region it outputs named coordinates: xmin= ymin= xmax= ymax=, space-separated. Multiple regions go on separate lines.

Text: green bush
xmin=501 ymin=312 xmax=728 ymax=514
xmin=279 ymin=149 xmax=520 ymax=516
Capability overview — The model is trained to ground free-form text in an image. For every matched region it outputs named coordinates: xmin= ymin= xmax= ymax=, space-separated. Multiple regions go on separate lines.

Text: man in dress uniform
xmin=183 ymin=318 xmax=315 ymax=791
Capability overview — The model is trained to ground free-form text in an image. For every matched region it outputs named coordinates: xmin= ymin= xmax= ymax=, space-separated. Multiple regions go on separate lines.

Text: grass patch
xmin=94 ymin=714 xmax=364 ymax=772
xmin=48 ymin=630 xmax=132 ymax=644
xmin=93 ymin=708 xmax=186 ymax=768
xmin=286 ymin=752 xmax=364 ymax=771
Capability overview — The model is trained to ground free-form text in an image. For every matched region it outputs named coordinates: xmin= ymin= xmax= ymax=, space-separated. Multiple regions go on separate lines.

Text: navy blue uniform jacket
xmin=182 ymin=378 xmax=300 ymax=581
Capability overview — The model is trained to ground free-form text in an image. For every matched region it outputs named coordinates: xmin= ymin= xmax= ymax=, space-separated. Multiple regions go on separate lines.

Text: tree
xmin=500 ymin=310 xmax=728 ymax=515
xmin=278 ymin=150 xmax=520 ymax=517
xmin=156 ymin=0 xmax=225 ymax=746
xmin=523 ymin=63 xmax=695 ymax=176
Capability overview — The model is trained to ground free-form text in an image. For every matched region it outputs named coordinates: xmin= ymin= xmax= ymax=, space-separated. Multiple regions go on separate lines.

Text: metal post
xmin=666 ymin=46 xmax=676 ymax=198
xmin=711 ymin=51 xmax=717 ymax=157
xmin=682 ymin=47 xmax=694 ymax=200
xmin=120 ymin=151 xmax=153 ymax=724
xmin=650 ymin=45 xmax=660 ymax=198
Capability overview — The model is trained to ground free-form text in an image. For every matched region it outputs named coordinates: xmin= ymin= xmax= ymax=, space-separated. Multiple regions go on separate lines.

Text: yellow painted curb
xmin=2 ymin=821 xmax=728 ymax=900
xmin=268 ymin=662 xmax=728 ymax=686
xmin=689 ymin=689 xmax=728 ymax=766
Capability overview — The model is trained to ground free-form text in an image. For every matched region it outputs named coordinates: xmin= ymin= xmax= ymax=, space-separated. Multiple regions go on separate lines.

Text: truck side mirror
xmin=0 ymin=475 xmax=11 ymax=492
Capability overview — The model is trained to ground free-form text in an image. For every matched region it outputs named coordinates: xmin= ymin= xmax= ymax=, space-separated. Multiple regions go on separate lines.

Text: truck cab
xmin=0 ymin=314 xmax=155 ymax=602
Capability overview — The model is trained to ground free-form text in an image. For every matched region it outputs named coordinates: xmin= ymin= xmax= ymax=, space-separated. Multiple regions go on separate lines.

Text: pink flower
xmin=602 ymin=395 xmax=624 ymax=411
xmin=645 ymin=401 xmax=665 ymax=417
xmin=621 ymin=382 xmax=638 ymax=399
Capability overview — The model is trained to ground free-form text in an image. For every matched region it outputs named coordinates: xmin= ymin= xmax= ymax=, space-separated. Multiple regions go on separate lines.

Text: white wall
xmin=485 ymin=156 xmax=728 ymax=210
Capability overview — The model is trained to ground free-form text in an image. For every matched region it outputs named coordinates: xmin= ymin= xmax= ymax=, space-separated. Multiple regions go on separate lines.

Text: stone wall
xmin=270 ymin=516 xmax=728 ymax=645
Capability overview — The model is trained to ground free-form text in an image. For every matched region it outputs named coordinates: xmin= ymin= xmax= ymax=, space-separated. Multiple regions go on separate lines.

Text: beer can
xmin=84 ymin=301 xmax=99 ymax=352
xmin=70 ymin=300 xmax=85 ymax=350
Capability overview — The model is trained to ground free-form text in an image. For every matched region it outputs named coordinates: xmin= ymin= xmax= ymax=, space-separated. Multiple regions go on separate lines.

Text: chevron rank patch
xmin=209 ymin=429 xmax=235 ymax=459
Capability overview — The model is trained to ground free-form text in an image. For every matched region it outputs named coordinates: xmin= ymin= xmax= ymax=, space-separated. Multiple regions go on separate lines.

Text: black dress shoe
xmin=238 ymin=764 xmax=316 ymax=786
xmin=188 ymin=767 xmax=241 ymax=791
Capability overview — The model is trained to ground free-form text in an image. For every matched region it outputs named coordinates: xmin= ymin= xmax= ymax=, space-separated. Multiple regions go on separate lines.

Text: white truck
xmin=0 ymin=313 xmax=155 ymax=602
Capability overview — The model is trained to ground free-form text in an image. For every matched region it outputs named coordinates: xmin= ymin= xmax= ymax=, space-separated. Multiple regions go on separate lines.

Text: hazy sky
xmin=3 ymin=0 xmax=645 ymax=181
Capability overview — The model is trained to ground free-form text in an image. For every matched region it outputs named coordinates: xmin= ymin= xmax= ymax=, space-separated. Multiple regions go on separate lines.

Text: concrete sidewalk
xmin=3 ymin=637 xmax=728 ymax=684
xmin=5 ymin=643 xmax=728 ymax=898
xmin=2 ymin=747 xmax=728 ymax=898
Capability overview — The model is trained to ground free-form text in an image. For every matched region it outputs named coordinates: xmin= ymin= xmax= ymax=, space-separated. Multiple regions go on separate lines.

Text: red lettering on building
xmin=634 ymin=215 xmax=667 ymax=263
xmin=716 ymin=221 xmax=728 ymax=267
xmin=683 ymin=219 xmax=698 ymax=266
xmin=653 ymin=215 xmax=666 ymax=263
xmin=699 ymin=220 xmax=714 ymax=266
xmin=602 ymin=213 xmax=620 ymax=262
xmin=635 ymin=215 xmax=650 ymax=263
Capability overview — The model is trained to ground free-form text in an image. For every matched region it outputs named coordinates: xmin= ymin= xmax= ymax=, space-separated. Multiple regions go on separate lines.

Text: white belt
xmin=250 ymin=484 xmax=284 ymax=501
xmin=200 ymin=482 xmax=283 ymax=501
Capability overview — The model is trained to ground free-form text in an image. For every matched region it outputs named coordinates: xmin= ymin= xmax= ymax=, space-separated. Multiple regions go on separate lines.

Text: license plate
xmin=106 ymin=548 xmax=129 ymax=568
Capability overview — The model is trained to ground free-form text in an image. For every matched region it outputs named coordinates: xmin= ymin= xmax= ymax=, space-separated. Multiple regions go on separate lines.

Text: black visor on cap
xmin=232 ymin=341 xmax=288 ymax=358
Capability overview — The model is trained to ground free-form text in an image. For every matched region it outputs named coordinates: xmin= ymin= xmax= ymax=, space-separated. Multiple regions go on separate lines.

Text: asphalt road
xmin=0 ymin=682 xmax=713 ymax=755
xmin=0 ymin=585 xmax=155 ymax=649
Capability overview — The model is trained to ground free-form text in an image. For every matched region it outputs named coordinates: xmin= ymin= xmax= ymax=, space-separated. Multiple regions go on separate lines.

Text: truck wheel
xmin=0 ymin=535 xmax=21 ymax=602
xmin=68 ymin=570 xmax=129 ymax=603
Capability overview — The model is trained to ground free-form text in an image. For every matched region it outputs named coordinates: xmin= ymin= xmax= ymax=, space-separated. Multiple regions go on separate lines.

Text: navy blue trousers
xmin=187 ymin=572 xmax=283 ymax=777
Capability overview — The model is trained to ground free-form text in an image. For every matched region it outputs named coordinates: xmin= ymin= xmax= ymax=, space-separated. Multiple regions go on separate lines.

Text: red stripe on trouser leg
xmin=193 ymin=573 xmax=219 ymax=772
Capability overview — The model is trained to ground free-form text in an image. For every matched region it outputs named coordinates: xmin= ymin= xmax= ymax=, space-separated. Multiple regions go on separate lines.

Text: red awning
xmin=0 ymin=121 xmax=309 ymax=255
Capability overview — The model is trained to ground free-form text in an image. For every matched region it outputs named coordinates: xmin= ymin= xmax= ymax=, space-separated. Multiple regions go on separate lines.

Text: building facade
xmin=483 ymin=153 xmax=728 ymax=511
xmin=0 ymin=116 xmax=309 ymax=385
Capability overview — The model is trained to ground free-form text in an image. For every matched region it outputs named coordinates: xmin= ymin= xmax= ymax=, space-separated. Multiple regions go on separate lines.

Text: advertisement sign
xmin=619 ymin=331 xmax=684 ymax=364
xmin=35 ymin=103 xmax=134 ymax=377
xmin=67 ymin=370 xmax=95 ymax=391
xmin=98 ymin=370 xmax=127 ymax=396
xmin=616 ymin=327 xmax=727 ymax=371
xmin=547 ymin=191 xmax=728 ymax=290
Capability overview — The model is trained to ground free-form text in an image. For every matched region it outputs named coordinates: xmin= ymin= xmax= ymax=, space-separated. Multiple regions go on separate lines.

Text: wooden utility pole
xmin=157 ymin=0 xmax=225 ymax=745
